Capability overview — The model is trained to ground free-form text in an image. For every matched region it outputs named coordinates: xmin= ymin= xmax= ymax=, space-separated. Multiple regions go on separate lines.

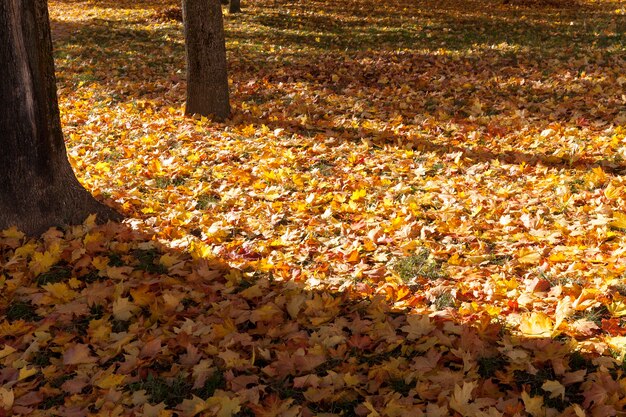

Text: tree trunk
xmin=0 ymin=0 xmax=122 ymax=235
xmin=229 ymin=0 xmax=241 ymax=13
xmin=182 ymin=0 xmax=230 ymax=119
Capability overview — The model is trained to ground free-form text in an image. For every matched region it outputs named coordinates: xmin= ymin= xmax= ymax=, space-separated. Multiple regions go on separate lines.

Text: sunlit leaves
xmin=3 ymin=0 xmax=624 ymax=414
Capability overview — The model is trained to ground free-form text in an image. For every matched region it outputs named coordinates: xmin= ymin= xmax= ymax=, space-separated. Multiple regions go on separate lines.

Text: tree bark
xmin=182 ymin=0 xmax=230 ymax=120
xmin=229 ymin=0 xmax=241 ymax=13
xmin=0 ymin=0 xmax=122 ymax=235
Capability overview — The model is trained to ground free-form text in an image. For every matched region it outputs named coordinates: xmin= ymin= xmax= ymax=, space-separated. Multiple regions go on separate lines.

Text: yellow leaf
xmin=521 ymin=391 xmax=545 ymax=417
xmin=449 ymin=381 xmax=478 ymax=415
xmin=548 ymin=252 xmax=568 ymax=262
xmin=17 ymin=366 xmax=38 ymax=381
xmin=2 ymin=227 xmax=24 ymax=239
xmin=83 ymin=213 xmax=98 ymax=229
xmin=112 ymin=297 xmax=139 ymax=321
xmin=205 ymin=391 xmax=241 ymax=417
xmin=143 ymin=403 xmax=172 ymax=417
xmin=250 ymin=303 xmax=283 ymax=323
xmin=554 ymin=296 xmax=573 ymax=330
xmin=159 ymin=253 xmax=180 ymax=268
xmin=517 ymin=248 xmax=541 ymax=265
xmin=447 ymin=253 xmax=462 ymax=265
xmin=606 ymin=336 xmax=626 ymax=358
xmin=604 ymin=183 xmax=621 ymax=200
xmin=572 ymin=288 xmax=599 ymax=311
xmin=43 ymin=282 xmax=78 ymax=302
xmin=29 ymin=250 xmax=60 ymax=275
xmin=286 ymin=293 xmax=307 ymax=319
xmin=363 ymin=401 xmax=381 ymax=417
xmin=95 ymin=373 xmax=126 ymax=389
xmin=0 ymin=387 xmax=14 ymax=410
xmin=610 ymin=212 xmax=626 ymax=230
xmin=177 ymin=395 xmax=208 ymax=417
xmin=350 ymin=188 xmax=367 ymax=202
xmin=401 ymin=315 xmax=435 ymax=340
xmin=0 ymin=345 xmax=16 ymax=359
xmin=608 ymin=298 xmax=626 ymax=317
xmin=94 ymin=161 xmax=111 ymax=172
xmin=519 ymin=312 xmax=555 ymax=338
xmin=92 ymin=256 xmax=109 ymax=271
xmin=130 ymin=286 xmax=155 ymax=307
xmin=343 ymin=373 xmax=361 ymax=386
xmin=541 ymin=380 xmax=565 ymax=400
xmin=14 ymin=242 xmax=37 ymax=258
xmin=149 ymin=159 xmax=163 ymax=174
xmin=105 ymin=266 xmax=132 ymax=280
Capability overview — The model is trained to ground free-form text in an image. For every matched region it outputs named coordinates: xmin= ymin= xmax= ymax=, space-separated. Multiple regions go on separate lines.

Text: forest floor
xmin=2 ymin=0 xmax=626 ymax=415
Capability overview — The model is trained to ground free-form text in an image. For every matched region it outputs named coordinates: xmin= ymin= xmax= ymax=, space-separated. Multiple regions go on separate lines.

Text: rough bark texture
xmin=0 ymin=0 xmax=122 ymax=235
xmin=182 ymin=0 xmax=231 ymax=119
xmin=229 ymin=0 xmax=241 ymax=13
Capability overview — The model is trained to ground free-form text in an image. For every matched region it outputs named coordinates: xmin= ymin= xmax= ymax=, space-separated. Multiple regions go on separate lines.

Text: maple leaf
xmin=449 ymin=381 xmax=480 ymax=416
xmin=94 ymin=373 xmax=126 ymax=389
xmin=143 ymin=403 xmax=172 ymax=417
xmin=541 ymin=380 xmax=565 ymax=400
xmin=521 ymin=392 xmax=545 ymax=417
xmin=112 ymin=297 xmax=139 ymax=321
xmin=247 ymin=394 xmax=300 ymax=417
xmin=177 ymin=395 xmax=208 ymax=417
xmin=519 ymin=312 xmax=556 ymax=338
xmin=205 ymin=391 xmax=241 ymax=417
xmin=63 ymin=343 xmax=97 ymax=365
xmin=401 ymin=314 xmax=434 ymax=340
xmin=0 ymin=388 xmax=13 ymax=411
xmin=29 ymin=249 xmax=60 ymax=276
xmin=581 ymin=382 xmax=608 ymax=409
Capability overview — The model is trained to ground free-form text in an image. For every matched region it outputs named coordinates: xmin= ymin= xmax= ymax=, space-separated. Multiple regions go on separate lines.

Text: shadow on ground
xmin=1 ymin=221 xmax=622 ymax=415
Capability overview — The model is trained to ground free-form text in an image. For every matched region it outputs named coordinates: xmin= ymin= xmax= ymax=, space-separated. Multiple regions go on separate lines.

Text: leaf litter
xmin=2 ymin=0 xmax=626 ymax=415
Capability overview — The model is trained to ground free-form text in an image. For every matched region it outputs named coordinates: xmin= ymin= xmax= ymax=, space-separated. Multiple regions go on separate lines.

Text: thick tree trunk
xmin=229 ymin=0 xmax=241 ymax=13
xmin=0 ymin=0 xmax=121 ymax=235
xmin=182 ymin=0 xmax=230 ymax=120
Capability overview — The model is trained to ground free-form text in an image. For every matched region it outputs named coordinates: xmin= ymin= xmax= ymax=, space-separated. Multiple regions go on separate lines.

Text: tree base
xmin=0 ymin=180 xmax=123 ymax=236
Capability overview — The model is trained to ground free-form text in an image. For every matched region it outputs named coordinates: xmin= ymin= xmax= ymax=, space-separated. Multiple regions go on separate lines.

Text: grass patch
xmin=433 ymin=292 xmax=455 ymax=309
xmin=133 ymin=249 xmax=168 ymax=274
xmin=389 ymin=378 xmax=415 ymax=396
xmin=36 ymin=264 xmax=71 ymax=286
xmin=195 ymin=193 xmax=221 ymax=210
xmin=128 ymin=374 xmax=191 ymax=408
xmin=195 ymin=371 xmax=227 ymax=400
xmin=6 ymin=300 xmax=41 ymax=322
xmin=478 ymin=355 xmax=508 ymax=378
xmin=394 ymin=247 xmax=446 ymax=283
xmin=128 ymin=371 xmax=226 ymax=407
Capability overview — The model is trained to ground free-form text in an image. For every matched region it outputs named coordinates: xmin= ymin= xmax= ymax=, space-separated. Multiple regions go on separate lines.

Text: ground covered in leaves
xmin=2 ymin=0 xmax=626 ymax=415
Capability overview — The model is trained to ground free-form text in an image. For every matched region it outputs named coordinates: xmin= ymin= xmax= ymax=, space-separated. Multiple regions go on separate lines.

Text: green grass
xmin=127 ymin=371 xmax=226 ymax=407
xmin=6 ymin=300 xmax=41 ymax=322
xmin=36 ymin=264 xmax=72 ymax=286
xmin=394 ymin=247 xmax=446 ymax=283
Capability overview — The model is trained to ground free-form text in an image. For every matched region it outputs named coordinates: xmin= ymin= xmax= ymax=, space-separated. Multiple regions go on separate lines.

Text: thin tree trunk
xmin=229 ymin=0 xmax=241 ymax=13
xmin=0 ymin=0 xmax=121 ymax=235
xmin=182 ymin=0 xmax=230 ymax=119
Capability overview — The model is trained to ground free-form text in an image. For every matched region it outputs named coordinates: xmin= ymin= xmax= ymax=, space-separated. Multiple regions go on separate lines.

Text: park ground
xmin=1 ymin=0 xmax=626 ymax=415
